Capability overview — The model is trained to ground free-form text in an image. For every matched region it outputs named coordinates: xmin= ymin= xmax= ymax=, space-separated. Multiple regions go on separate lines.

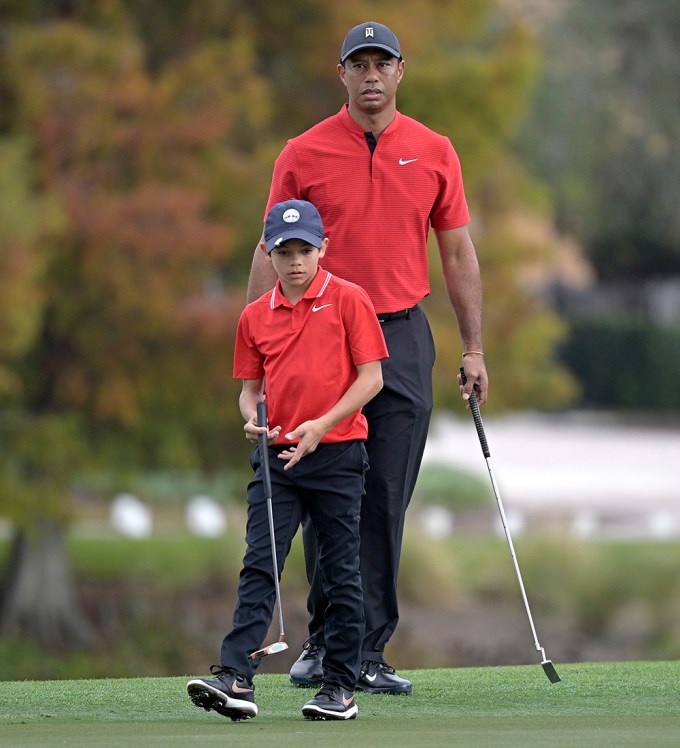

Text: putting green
xmin=2 ymin=716 xmax=680 ymax=747
xmin=1 ymin=662 xmax=679 ymax=747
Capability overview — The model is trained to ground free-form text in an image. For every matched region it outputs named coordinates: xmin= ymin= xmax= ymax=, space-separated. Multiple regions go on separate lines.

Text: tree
xmin=0 ymin=15 xmax=269 ymax=645
xmin=0 ymin=136 xmax=61 ymax=396
xmin=0 ymin=134 xmax=91 ymax=644
xmin=388 ymin=0 xmax=578 ymax=408
xmin=0 ymin=413 xmax=95 ymax=645
xmin=0 ymin=0 xmax=579 ymax=652
xmin=517 ymin=0 xmax=680 ymax=280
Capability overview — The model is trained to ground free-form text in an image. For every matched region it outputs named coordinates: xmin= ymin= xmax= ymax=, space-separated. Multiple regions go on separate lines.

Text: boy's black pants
xmin=220 ymin=440 xmax=367 ymax=690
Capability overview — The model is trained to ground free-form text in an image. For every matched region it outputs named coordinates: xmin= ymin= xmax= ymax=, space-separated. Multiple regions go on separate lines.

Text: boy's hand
xmin=277 ymin=419 xmax=328 ymax=470
xmin=244 ymin=415 xmax=281 ymax=444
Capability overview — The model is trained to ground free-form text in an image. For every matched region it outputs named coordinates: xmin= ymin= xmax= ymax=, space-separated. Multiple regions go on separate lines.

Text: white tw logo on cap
xmin=365 ymin=27 xmax=374 ymax=39
xmin=282 ymin=208 xmax=300 ymax=223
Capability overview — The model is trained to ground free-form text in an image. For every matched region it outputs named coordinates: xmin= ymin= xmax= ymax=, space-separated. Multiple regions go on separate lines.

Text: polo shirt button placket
xmin=292 ymin=308 xmax=302 ymax=329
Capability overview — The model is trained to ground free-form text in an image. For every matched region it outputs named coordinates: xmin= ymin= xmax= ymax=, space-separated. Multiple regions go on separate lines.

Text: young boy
xmin=187 ymin=199 xmax=388 ymax=721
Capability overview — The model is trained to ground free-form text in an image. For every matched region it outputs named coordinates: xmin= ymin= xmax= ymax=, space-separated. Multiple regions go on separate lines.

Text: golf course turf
xmin=1 ymin=661 xmax=679 ymax=746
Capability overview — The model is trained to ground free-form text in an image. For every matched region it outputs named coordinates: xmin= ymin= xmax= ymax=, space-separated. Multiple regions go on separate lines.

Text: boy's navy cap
xmin=340 ymin=21 xmax=401 ymax=63
xmin=264 ymin=199 xmax=325 ymax=253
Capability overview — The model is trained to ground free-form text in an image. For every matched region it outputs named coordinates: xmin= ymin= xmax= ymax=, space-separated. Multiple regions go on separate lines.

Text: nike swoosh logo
xmin=312 ymin=304 xmax=332 ymax=312
xmin=342 ymin=696 xmax=354 ymax=707
xmin=399 ymin=158 xmax=418 ymax=165
xmin=364 ymin=673 xmax=377 ymax=682
xmin=232 ymin=683 xmax=254 ymax=694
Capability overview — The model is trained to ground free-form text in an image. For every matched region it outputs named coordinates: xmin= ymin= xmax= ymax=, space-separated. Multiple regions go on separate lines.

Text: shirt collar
xmin=269 ymin=267 xmax=333 ymax=309
xmin=338 ymin=104 xmax=400 ymax=138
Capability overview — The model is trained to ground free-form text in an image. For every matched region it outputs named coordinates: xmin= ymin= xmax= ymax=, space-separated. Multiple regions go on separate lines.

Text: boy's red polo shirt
xmin=234 ymin=267 xmax=388 ymax=445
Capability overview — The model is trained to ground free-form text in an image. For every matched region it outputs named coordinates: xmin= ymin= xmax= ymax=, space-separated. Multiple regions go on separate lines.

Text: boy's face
xmin=264 ymin=237 xmax=327 ymax=294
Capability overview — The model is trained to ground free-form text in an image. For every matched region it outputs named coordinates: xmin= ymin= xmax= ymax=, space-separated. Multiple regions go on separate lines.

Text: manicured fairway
xmin=1 ymin=661 xmax=679 ymax=747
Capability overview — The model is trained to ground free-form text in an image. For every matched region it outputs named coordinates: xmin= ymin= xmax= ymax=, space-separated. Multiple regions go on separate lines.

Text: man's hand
xmin=458 ymin=355 xmax=489 ymax=406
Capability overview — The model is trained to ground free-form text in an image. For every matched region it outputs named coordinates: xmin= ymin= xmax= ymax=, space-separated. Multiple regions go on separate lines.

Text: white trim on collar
xmin=316 ymin=271 xmax=332 ymax=297
xmin=269 ymin=271 xmax=332 ymax=308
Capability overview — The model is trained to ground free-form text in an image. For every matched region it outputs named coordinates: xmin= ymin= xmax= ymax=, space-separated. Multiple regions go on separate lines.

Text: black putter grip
xmin=256 ymin=401 xmax=272 ymax=496
xmin=460 ymin=367 xmax=490 ymax=458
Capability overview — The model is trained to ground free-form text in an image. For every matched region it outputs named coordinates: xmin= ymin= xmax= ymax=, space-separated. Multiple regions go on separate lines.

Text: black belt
xmin=377 ymin=304 xmax=419 ymax=322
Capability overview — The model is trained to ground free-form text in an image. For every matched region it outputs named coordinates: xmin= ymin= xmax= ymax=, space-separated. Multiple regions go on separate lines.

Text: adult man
xmin=247 ymin=21 xmax=488 ymax=695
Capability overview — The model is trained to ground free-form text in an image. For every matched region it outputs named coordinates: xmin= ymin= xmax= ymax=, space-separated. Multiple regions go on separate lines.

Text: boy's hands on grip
xmin=244 ymin=415 xmax=281 ymax=444
xmin=243 ymin=412 xmax=329 ymax=471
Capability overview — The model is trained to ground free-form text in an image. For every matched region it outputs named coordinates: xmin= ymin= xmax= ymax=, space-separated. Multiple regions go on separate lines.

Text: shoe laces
xmin=314 ymin=682 xmax=341 ymax=701
xmin=363 ymin=660 xmax=396 ymax=675
xmin=209 ymin=664 xmax=250 ymax=686
xmin=302 ymin=642 xmax=323 ymax=660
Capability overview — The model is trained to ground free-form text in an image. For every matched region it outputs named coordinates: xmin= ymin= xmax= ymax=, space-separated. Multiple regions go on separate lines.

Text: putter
xmin=460 ymin=368 xmax=561 ymax=684
xmin=249 ymin=400 xmax=289 ymax=660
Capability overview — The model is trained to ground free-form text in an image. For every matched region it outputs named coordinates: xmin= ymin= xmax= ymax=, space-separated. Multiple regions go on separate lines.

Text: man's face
xmin=338 ymin=51 xmax=404 ymax=114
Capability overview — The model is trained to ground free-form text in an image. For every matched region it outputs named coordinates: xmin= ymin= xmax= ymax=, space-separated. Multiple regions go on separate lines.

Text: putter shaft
xmin=249 ymin=400 xmax=287 ymax=660
xmin=460 ymin=368 xmax=560 ymax=684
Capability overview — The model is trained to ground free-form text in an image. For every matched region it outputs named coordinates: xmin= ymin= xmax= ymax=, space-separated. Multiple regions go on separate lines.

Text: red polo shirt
xmin=234 ymin=267 xmax=389 ymax=444
xmin=265 ymin=105 xmax=470 ymax=314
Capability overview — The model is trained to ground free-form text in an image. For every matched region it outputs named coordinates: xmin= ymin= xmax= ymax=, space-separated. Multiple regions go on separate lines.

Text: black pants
xmin=303 ymin=306 xmax=435 ymax=662
xmin=220 ymin=440 xmax=367 ymax=690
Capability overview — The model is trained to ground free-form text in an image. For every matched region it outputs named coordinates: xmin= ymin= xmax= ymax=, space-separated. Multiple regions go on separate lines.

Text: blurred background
xmin=1 ymin=0 xmax=679 ymax=680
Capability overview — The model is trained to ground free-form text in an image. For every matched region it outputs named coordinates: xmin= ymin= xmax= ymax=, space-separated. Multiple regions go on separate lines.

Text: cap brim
xmin=341 ymin=43 xmax=401 ymax=62
xmin=265 ymin=230 xmax=323 ymax=253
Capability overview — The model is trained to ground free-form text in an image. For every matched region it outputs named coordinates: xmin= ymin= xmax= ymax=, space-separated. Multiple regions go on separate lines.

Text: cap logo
xmin=282 ymin=208 xmax=300 ymax=223
xmin=365 ymin=27 xmax=374 ymax=39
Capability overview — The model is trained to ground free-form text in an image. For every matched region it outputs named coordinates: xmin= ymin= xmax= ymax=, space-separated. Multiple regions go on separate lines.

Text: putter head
xmin=541 ymin=659 xmax=561 ymax=683
xmin=249 ymin=641 xmax=289 ymax=660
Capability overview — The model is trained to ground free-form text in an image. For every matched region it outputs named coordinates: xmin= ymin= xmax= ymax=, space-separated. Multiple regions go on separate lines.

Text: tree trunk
xmin=0 ymin=518 xmax=95 ymax=648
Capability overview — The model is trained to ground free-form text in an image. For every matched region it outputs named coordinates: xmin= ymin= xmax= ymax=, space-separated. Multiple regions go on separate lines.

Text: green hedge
xmin=559 ymin=316 xmax=680 ymax=409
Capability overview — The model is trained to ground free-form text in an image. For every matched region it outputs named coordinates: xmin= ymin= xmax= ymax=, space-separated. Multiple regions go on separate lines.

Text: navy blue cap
xmin=264 ymin=199 xmax=325 ymax=253
xmin=340 ymin=21 xmax=401 ymax=63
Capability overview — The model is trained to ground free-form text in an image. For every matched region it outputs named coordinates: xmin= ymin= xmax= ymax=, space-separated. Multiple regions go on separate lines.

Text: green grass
xmin=1 ymin=661 xmax=679 ymax=746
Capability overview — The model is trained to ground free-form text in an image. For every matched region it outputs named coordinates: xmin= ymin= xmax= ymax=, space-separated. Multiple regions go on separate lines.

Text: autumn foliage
xmin=0 ymin=0 xmax=578 ymax=645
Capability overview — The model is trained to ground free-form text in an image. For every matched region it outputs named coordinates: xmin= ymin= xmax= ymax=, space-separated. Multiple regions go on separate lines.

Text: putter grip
xmin=256 ymin=401 xmax=272 ymax=496
xmin=460 ymin=367 xmax=490 ymax=458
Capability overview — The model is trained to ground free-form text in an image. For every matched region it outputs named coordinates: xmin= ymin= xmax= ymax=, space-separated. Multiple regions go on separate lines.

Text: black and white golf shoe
xmin=302 ymin=683 xmax=358 ymax=721
xmin=289 ymin=641 xmax=325 ymax=687
xmin=356 ymin=660 xmax=412 ymax=695
xmin=187 ymin=665 xmax=258 ymax=721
